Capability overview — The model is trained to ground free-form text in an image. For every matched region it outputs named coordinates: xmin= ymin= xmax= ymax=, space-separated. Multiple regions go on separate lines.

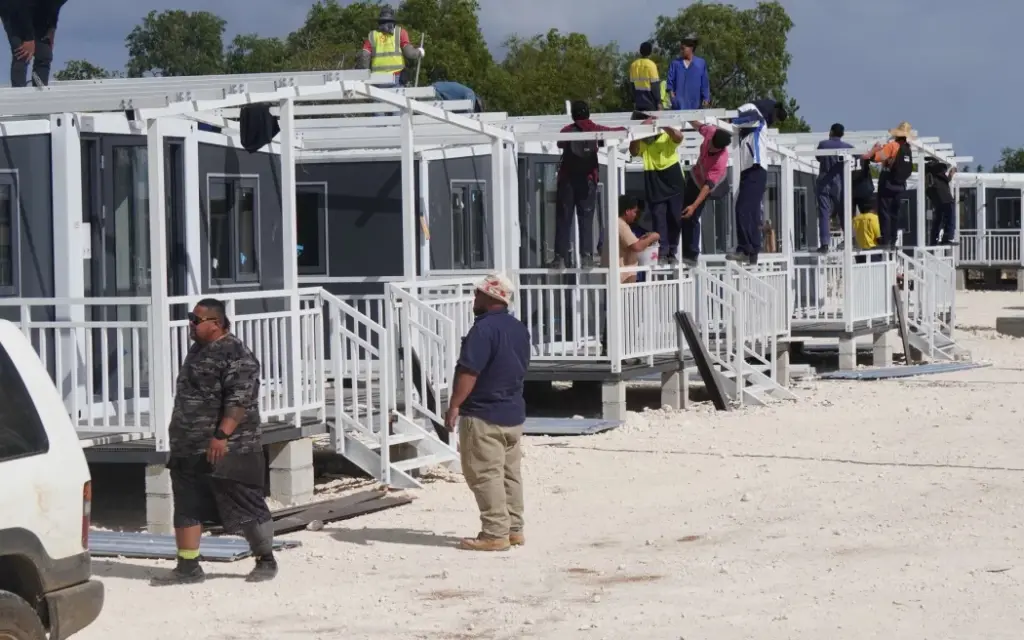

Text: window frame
xmin=0 ymin=341 xmax=49 ymax=463
xmin=995 ymin=196 xmax=1022 ymax=230
xmin=295 ymin=181 xmax=329 ymax=276
xmin=793 ymin=186 xmax=808 ymax=250
xmin=0 ymin=170 xmax=20 ymax=296
xmin=449 ymin=179 xmax=489 ymax=270
xmin=206 ymin=174 xmax=261 ymax=288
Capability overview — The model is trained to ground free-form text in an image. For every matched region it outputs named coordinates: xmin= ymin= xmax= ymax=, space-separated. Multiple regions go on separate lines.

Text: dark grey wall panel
xmin=0 ymin=134 xmax=53 ymax=301
xmin=296 ymin=160 xmax=408 ymax=278
xmin=428 ymin=153 xmax=490 ymax=270
xmin=198 ymin=143 xmax=284 ymax=312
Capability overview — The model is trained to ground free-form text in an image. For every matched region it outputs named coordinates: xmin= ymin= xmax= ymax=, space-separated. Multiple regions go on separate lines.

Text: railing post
xmin=606 ymin=145 xmax=623 ymax=373
xmin=842 ymin=155 xmax=855 ymax=332
xmin=329 ymin=309 xmax=343 ymax=454
xmin=279 ymin=97 xmax=303 ymax=428
xmin=146 ymin=118 xmax=172 ymax=452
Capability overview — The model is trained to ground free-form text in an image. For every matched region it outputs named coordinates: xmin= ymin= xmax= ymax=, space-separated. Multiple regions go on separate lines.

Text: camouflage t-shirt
xmin=168 ymin=334 xmax=262 ymax=458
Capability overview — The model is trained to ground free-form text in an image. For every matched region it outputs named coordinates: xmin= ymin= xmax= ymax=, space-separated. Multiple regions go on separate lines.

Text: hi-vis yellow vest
xmin=369 ymin=27 xmax=404 ymax=74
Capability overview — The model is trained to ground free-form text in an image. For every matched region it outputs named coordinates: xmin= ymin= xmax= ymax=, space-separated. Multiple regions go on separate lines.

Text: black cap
xmin=681 ymin=33 xmax=698 ymax=45
xmin=570 ymin=100 xmax=590 ymax=121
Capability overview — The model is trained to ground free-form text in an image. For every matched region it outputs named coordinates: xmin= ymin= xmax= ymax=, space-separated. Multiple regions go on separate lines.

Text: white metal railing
xmin=518 ymin=271 xmax=606 ymax=360
xmin=694 ymin=266 xmax=745 ymax=398
xmin=321 ymin=291 xmax=393 ymax=481
xmin=792 ymin=254 xmax=844 ymax=321
xmin=791 ymin=250 xmax=895 ymax=328
xmin=957 ymin=229 xmax=1022 ymax=265
xmin=849 ymin=258 xmax=896 ymax=324
xmin=704 ymin=254 xmax=790 ymax=339
xmin=324 ymin=294 xmax=386 ymax=378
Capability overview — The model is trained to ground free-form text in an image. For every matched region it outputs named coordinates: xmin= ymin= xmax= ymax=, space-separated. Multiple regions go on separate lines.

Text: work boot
xmin=748 ymin=253 xmax=759 ymax=266
xmin=546 ymin=256 xmax=567 ymax=270
xmin=665 ymin=255 xmax=679 ymax=266
xmin=509 ymin=531 xmax=526 ymax=546
xmin=725 ymin=251 xmax=748 ymax=264
xmin=457 ymin=534 xmax=510 ymax=552
xmin=817 ymin=245 xmax=829 ymax=254
xmin=681 ymin=256 xmax=698 ymax=268
xmin=151 ymin=558 xmax=206 ymax=586
xmin=245 ymin=555 xmax=279 ymax=583
xmin=580 ymin=254 xmax=598 ymax=269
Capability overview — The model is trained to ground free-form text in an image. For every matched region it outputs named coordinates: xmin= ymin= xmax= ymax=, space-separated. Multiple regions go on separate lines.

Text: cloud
xmin=47 ymin=0 xmax=1018 ymax=167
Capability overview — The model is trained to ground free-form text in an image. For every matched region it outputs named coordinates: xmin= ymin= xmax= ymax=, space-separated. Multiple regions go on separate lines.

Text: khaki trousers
xmin=458 ymin=416 xmax=524 ymax=539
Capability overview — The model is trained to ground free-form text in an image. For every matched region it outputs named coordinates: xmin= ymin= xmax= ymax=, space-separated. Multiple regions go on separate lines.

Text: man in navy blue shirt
xmin=444 ymin=273 xmax=531 ymax=552
xmin=815 ymin=123 xmax=853 ymax=254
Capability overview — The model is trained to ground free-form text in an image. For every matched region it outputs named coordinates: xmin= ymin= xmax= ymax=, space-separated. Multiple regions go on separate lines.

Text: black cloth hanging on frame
xmin=239 ymin=103 xmax=280 ymax=153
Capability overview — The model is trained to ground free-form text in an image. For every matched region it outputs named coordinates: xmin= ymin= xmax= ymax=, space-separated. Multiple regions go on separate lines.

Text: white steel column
xmin=400 ymin=109 xmax=416 ymax=280
xmin=418 ymin=158 xmax=430 ymax=276
xmin=505 ymin=143 xmax=521 ymax=270
xmin=183 ymin=125 xmax=202 ymax=295
xmin=978 ymin=179 xmax=987 ymax=263
xmin=146 ymin=119 xmax=172 ymax=451
xmin=49 ymin=113 xmax=86 ymax=410
xmin=279 ymin=98 xmax=303 ymax=428
xmin=780 ymin=155 xmax=795 ymax=318
xmin=490 ymin=137 xmax=506 ymax=271
xmin=842 ymin=155 xmax=854 ymax=333
xmin=606 ymin=145 xmax=622 ymax=373
xmin=916 ymin=159 xmax=927 ymax=246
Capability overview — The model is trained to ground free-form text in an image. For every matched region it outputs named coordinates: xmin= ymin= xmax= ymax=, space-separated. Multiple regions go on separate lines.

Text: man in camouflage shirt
xmin=153 ymin=298 xmax=278 ymax=586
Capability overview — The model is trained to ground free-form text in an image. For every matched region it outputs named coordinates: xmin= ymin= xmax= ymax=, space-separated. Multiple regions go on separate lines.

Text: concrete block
xmin=872 ymin=331 xmax=894 ymax=367
xmin=1017 ymin=270 xmax=1024 ymax=293
xmin=144 ymin=464 xmax=173 ymax=535
xmin=660 ymin=370 xmax=684 ymax=410
xmin=838 ymin=338 xmax=857 ymax=371
xmin=774 ymin=348 xmax=791 ymax=388
xmin=601 ymin=381 xmax=627 ymax=422
xmin=268 ymin=438 xmax=315 ymax=506
xmin=956 ymin=269 xmax=966 ymax=291
xmin=996 ymin=316 xmax=1024 ymax=338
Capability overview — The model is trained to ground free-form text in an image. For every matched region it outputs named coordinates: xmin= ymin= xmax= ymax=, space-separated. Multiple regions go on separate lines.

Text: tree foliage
xmin=992 ymin=147 xmax=1024 ymax=173
xmin=53 ymin=60 xmax=121 ymax=81
xmin=58 ymin=0 xmax=811 ymax=130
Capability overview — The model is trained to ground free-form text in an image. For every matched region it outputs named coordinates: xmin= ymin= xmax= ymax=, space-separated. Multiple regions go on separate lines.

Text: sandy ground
xmin=79 ymin=291 xmax=1024 ymax=640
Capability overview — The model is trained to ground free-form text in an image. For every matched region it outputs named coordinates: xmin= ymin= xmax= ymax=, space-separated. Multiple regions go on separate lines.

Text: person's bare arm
xmin=628 ymin=233 xmax=660 ymax=252
xmin=662 ymin=126 xmax=683 ymax=143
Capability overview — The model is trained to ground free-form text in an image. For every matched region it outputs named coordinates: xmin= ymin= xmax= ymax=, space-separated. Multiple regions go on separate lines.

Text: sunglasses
xmin=187 ymin=312 xmax=218 ymax=325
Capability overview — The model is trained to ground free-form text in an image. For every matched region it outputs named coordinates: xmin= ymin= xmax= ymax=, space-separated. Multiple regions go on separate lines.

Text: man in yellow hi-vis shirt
xmin=356 ymin=5 xmax=424 ymax=86
xmin=628 ymin=42 xmax=669 ymax=111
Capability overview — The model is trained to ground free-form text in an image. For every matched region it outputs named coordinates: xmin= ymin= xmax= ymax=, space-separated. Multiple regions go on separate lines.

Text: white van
xmin=0 ymin=320 xmax=104 ymax=639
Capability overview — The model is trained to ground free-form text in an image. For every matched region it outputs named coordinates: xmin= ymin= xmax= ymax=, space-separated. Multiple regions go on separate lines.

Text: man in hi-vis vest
xmin=356 ymin=5 xmax=424 ymax=86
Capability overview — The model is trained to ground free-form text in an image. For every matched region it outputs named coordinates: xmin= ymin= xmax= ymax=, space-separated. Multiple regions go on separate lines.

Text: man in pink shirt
xmin=679 ymin=122 xmax=731 ymax=264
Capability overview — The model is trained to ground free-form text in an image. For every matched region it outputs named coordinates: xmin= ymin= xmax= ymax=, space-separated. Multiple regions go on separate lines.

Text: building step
xmin=367 ymin=431 xmax=424 ymax=450
xmin=391 ymin=452 xmax=457 ymax=473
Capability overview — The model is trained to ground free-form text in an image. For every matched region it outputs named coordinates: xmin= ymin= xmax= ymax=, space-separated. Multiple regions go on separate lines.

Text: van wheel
xmin=0 ymin=591 xmax=46 ymax=640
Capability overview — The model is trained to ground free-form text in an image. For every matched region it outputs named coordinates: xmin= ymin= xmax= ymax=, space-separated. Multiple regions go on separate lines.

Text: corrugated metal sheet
xmin=817 ymin=362 xmax=989 ymax=381
xmin=523 ymin=417 xmax=620 ymax=436
xmin=90 ymin=531 xmax=300 ymax=562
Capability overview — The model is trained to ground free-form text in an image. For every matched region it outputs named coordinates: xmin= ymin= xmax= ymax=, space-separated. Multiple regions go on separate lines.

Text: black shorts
xmin=169 ymin=457 xmax=271 ymax=533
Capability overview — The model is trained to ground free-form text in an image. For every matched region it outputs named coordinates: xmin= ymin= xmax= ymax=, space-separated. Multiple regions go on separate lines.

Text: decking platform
xmin=80 ymin=418 xmax=328 ymax=464
xmin=526 ymin=353 xmax=689 ymax=382
xmin=791 ymin=318 xmax=895 ymax=339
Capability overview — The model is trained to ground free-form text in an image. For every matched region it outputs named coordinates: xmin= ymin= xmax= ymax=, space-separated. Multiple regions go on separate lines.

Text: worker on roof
xmin=925 ymin=158 xmax=957 ymax=246
xmin=0 ymin=0 xmax=68 ymax=87
xmin=628 ymin=41 xmax=668 ymax=112
xmin=356 ymin=5 xmax=424 ymax=86
xmin=666 ymin=33 xmax=710 ymax=111
xmin=815 ymin=123 xmax=854 ymax=254
xmin=866 ymin=121 xmax=915 ymax=249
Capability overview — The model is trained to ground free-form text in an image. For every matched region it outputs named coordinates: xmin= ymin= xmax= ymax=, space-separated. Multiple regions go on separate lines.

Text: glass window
xmin=296 ymin=183 xmax=327 ymax=275
xmin=208 ymin=180 xmax=232 ymax=281
xmin=0 ymin=343 xmax=48 ymax=462
xmin=237 ymin=185 xmax=257 ymax=277
xmin=0 ymin=183 xmax=13 ymax=289
xmin=470 ymin=188 xmax=486 ymax=265
xmin=451 ymin=190 xmax=465 ymax=267
xmin=113 ymin=147 xmax=150 ymax=295
xmin=996 ymin=198 xmax=1022 ymax=230
xmin=794 ymin=187 xmax=808 ymax=250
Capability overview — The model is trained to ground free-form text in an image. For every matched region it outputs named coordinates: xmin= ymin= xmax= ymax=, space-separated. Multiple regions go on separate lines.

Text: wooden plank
xmin=272 ymin=494 xmax=415 ymax=535
xmin=674 ymin=311 xmax=730 ymax=411
xmin=205 ymin=489 xmax=389 ymax=535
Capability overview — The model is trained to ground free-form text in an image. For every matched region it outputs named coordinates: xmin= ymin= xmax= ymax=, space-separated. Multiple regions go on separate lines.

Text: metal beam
xmin=216 ymin=98 xmax=469 ymax=118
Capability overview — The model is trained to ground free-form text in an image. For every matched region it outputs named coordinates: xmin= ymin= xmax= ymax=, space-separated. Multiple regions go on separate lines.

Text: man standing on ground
xmin=867 ymin=121 xmax=914 ymax=249
xmin=629 ymin=113 xmax=685 ymax=265
xmin=153 ymin=299 xmax=277 ymax=585
xmin=728 ymin=99 xmax=788 ymax=264
xmin=445 ymin=274 xmax=531 ymax=552
xmin=666 ymin=34 xmax=710 ymax=111
xmin=549 ymin=100 xmax=626 ymax=269
xmin=1 ymin=0 xmax=67 ymax=87
xmin=925 ymin=158 xmax=957 ymax=245
xmin=356 ymin=5 xmax=424 ymax=86
xmin=680 ymin=120 xmax=731 ymax=265
xmin=628 ymin=41 xmax=667 ymax=112
xmin=815 ymin=123 xmax=853 ymax=254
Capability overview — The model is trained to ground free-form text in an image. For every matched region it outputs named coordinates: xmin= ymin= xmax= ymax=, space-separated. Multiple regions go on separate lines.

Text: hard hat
xmin=379 ymin=5 xmax=396 ymax=22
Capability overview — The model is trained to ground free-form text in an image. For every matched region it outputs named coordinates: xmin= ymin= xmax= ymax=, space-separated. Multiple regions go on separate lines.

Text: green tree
xmin=54 ymin=60 xmax=120 ymax=81
xmin=992 ymin=147 xmax=1024 ymax=173
xmin=285 ymin=0 xmax=379 ymax=70
xmin=225 ymin=35 xmax=291 ymax=74
xmin=495 ymin=30 xmax=625 ymax=116
xmin=125 ymin=10 xmax=227 ymax=77
xmin=652 ymin=1 xmax=809 ymax=131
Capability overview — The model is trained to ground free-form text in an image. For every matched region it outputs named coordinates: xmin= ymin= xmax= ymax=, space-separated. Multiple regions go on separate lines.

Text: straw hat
xmin=475 ymin=273 xmax=515 ymax=305
xmin=889 ymin=121 xmax=914 ymax=138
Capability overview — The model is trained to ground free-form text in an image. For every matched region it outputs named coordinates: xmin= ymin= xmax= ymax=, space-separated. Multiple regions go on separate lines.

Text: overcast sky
xmin=53 ymin=0 xmax=1013 ymax=167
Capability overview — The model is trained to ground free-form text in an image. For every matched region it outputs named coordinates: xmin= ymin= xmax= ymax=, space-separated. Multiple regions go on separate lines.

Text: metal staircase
xmin=899 ymin=251 xmax=971 ymax=362
xmin=693 ymin=264 xmax=797 ymax=407
xmin=321 ymin=291 xmax=458 ymax=490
